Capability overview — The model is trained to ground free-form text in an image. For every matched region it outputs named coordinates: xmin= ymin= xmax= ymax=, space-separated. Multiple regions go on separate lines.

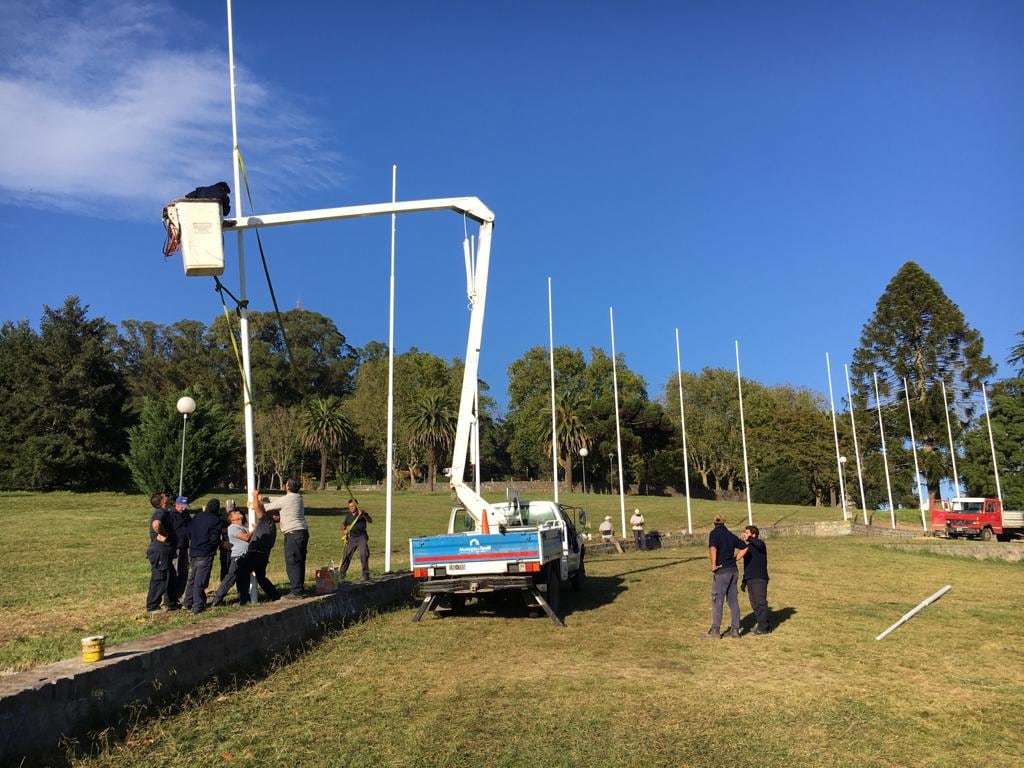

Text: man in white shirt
xmin=630 ymin=508 xmax=645 ymax=550
xmin=258 ymin=478 xmax=308 ymax=598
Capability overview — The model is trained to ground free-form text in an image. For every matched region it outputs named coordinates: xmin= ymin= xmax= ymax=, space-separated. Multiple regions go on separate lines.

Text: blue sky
xmin=1 ymin=0 xmax=1021 ymax=415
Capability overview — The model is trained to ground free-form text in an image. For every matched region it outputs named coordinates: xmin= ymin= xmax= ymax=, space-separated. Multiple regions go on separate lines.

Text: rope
xmin=236 ymin=147 xmax=303 ymax=392
xmin=214 ymin=277 xmax=254 ymax=408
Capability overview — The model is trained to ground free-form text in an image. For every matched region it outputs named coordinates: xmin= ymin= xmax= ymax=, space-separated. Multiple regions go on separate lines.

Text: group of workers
xmin=145 ymin=480 xmax=374 ymax=614
xmin=597 ymin=509 xmax=771 ymax=637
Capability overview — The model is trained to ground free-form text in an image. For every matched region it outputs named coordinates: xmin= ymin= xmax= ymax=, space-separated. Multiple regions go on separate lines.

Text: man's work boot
xmin=702 ymin=627 xmax=721 ymax=640
xmin=727 ymin=627 xmax=742 ymax=639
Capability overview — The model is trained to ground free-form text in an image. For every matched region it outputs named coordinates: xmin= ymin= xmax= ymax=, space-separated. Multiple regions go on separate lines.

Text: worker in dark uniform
xmin=240 ymin=503 xmax=281 ymax=601
xmin=184 ymin=499 xmax=227 ymax=614
xmin=741 ymin=525 xmax=770 ymax=635
xmin=166 ymin=495 xmax=191 ymax=610
xmin=145 ymin=492 xmax=176 ymax=613
xmin=338 ymin=498 xmax=373 ymax=581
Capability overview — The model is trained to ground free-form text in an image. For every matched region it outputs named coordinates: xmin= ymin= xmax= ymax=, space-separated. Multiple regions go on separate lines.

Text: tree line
xmin=1 ymin=262 xmax=1020 ymax=507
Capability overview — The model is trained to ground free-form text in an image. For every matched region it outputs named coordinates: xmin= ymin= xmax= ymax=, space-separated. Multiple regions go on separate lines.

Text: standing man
xmin=630 ymin=508 xmax=646 ymax=550
xmin=705 ymin=515 xmax=747 ymax=640
xmin=339 ymin=498 xmax=373 ymax=581
xmin=259 ymin=478 xmax=308 ymax=599
xmin=145 ymin=492 xmax=175 ymax=613
xmin=741 ymin=525 xmax=770 ymax=635
xmin=212 ymin=505 xmax=253 ymax=606
xmin=240 ymin=503 xmax=281 ymax=602
xmin=184 ymin=499 xmax=226 ymax=614
xmin=166 ymin=495 xmax=191 ymax=610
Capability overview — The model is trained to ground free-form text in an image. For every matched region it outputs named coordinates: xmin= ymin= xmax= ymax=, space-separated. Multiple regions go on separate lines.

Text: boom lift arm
xmin=223 ymin=196 xmax=495 ymax=530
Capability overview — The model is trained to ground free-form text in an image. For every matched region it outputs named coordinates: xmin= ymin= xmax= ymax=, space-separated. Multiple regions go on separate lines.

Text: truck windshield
xmin=956 ymin=502 xmax=983 ymax=512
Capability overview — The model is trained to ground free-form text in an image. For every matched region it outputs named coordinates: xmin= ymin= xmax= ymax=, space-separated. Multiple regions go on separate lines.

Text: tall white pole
xmin=474 ymin=386 xmax=481 ymax=496
xmin=384 ymin=164 xmax=397 ymax=573
xmin=981 ymin=382 xmax=1003 ymax=507
xmin=845 ymin=364 xmax=870 ymax=525
xmin=826 ymin=353 xmax=848 ymax=521
xmin=227 ymin=0 xmax=256 ymax=523
xmin=735 ymin=341 xmax=753 ymax=526
xmin=904 ymin=378 xmax=927 ymax=531
xmin=610 ymin=307 xmax=627 ymax=538
xmin=674 ymin=329 xmax=693 ymax=534
xmin=941 ymin=380 xmax=961 ymax=497
xmin=873 ymin=371 xmax=896 ymax=529
xmin=548 ymin=278 xmax=559 ymax=503
xmin=227 ymin=0 xmax=257 ymax=604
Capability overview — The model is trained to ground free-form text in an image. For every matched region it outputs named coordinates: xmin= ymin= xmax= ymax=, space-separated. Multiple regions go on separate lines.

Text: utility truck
xmin=929 ymin=497 xmax=1024 ymax=542
xmin=410 ymin=496 xmax=586 ymax=626
xmin=403 ymin=204 xmax=585 ymax=626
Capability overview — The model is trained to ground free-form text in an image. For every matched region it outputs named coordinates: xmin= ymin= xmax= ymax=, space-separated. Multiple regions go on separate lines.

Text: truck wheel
xmin=980 ymin=527 xmax=994 ymax=542
xmin=545 ymin=565 xmax=562 ymax=616
xmin=570 ymin=553 xmax=585 ymax=592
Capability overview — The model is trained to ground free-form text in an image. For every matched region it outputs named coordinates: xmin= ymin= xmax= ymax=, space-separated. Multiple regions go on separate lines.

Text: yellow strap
xmin=218 ymin=291 xmax=254 ymax=408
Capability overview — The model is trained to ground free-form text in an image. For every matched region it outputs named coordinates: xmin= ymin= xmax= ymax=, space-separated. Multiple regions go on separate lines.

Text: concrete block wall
xmin=0 ymin=573 xmax=414 ymax=762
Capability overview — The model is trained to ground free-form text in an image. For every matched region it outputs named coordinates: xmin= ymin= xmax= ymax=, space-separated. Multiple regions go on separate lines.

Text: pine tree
xmin=851 ymin=262 xmax=995 ymax=500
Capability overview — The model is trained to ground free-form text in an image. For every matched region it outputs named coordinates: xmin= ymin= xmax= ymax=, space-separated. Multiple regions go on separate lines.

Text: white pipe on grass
xmin=875 ymin=585 xmax=952 ymax=641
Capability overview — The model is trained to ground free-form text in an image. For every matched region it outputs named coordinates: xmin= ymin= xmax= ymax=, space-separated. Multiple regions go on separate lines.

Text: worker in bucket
xmin=599 ymin=515 xmax=614 ymax=543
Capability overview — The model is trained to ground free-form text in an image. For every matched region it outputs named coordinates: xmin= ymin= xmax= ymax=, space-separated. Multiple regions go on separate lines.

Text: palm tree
xmin=405 ymin=388 xmax=457 ymax=491
xmin=547 ymin=392 xmax=589 ymax=490
xmin=1010 ymin=329 xmax=1024 ymax=376
xmin=301 ymin=395 xmax=353 ymax=490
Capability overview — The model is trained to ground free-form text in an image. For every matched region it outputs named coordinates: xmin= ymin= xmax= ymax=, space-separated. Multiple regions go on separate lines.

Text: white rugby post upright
xmin=675 ymin=329 xmax=693 ymax=534
xmin=548 ymin=278 xmax=559 ymax=503
xmin=176 ymin=396 xmax=196 ymax=497
xmin=826 ymin=353 xmax=848 ymax=521
xmin=609 ymin=307 xmax=627 ymax=538
xmin=981 ymin=382 xmax=1003 ymax=507
xmin=384 ymin=164 xmax=397 ymax=573
xmin=904 ymin=378 xmax=927 ymax=531
xmin=873 ymin=371 xmax=896 ymax=529
xmin=940 ymin=380 xmax=961 ymax=496
xmin=845 ymin=364 xmax=870 ymax=525
xmin=226 ymin=0 xmax=257 ymax=530
xmin=735 ymin=341 xmax=753 ymax=526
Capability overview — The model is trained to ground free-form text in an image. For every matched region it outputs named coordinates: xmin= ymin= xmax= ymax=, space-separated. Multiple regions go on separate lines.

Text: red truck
xmin=929 ymin=497 xmax=1024 ymax=542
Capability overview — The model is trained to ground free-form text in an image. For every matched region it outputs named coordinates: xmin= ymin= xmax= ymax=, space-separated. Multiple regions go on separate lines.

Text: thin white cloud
xmin=0 ymin=0 xmax=344 ymax=219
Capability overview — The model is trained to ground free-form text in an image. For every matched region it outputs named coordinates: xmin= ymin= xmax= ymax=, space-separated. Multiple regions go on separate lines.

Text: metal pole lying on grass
xmin=875 ymin=585 xmax=952 ymax=640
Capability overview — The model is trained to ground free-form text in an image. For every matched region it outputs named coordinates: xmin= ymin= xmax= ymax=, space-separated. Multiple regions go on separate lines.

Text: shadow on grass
xmin=739 ymin=606 xmax=798 ymax=634
xmin=612 ymin=555 xmax=705 ymax=578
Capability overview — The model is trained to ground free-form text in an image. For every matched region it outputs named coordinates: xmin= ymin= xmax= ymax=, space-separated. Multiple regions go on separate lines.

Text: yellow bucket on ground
xmin=81 ymin=635 xmax=105 ymax=663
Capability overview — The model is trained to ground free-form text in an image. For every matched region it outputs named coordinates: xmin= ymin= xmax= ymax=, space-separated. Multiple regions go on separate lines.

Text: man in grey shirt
xmin=258 ymin=478 xmax=308 ymax=598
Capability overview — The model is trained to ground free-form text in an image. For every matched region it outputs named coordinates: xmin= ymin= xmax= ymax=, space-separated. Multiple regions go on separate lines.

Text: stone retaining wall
xmin=0 ymin=574 xmax=414 ymax=762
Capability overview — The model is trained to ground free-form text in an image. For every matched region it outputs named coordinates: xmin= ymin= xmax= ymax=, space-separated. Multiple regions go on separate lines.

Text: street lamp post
xmin=579 ymin=447 xmax=589 ymax=526
xmin=176 ymin=396 xmax=196 ymax=497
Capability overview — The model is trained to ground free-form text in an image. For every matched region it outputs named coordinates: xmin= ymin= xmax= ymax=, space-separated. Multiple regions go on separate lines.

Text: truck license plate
xmin=448 ymin=564 xmax=466 ymax=571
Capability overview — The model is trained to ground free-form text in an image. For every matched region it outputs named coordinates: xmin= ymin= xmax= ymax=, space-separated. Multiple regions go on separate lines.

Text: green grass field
xmin=3 ymin=490 xmax=1022 ymax=766
xmin=63 ymin=537 xmax=1023 ymax=768
xmin=0 ymin=489 xmax=945 ymax=674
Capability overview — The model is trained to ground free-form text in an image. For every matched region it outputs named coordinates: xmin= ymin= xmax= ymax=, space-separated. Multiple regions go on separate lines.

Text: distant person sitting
xmin=599 ymin=515 xmax=615 ymax=543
